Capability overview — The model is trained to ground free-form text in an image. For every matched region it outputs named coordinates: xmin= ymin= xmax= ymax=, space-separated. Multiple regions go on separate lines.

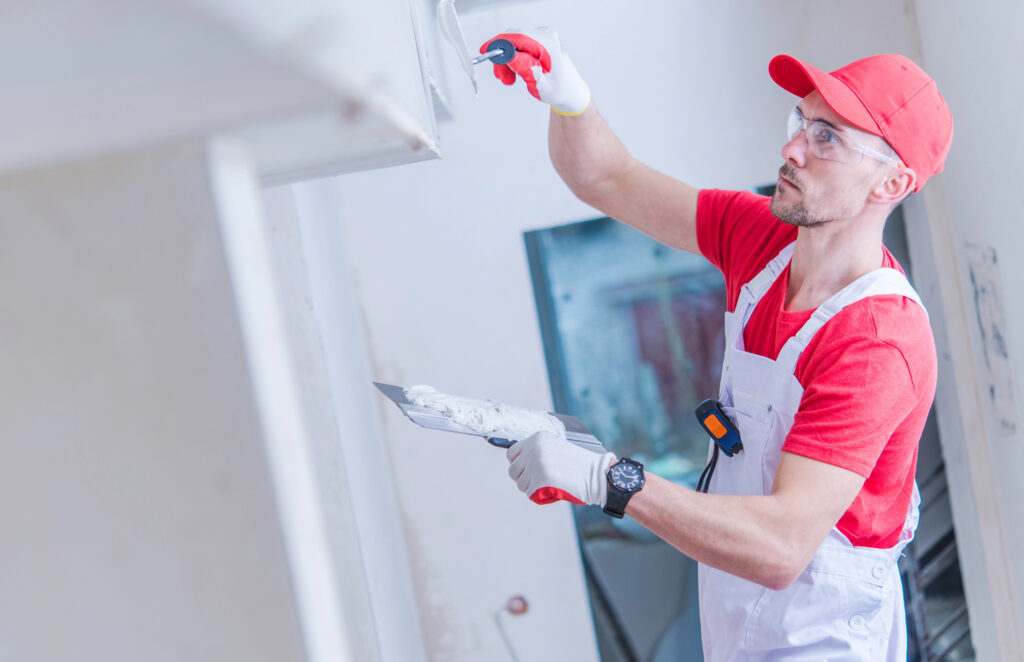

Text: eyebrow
xmin=796 ymin=105 xmax=844 ymax=133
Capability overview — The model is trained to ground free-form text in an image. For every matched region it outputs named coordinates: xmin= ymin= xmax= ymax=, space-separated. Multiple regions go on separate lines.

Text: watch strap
xmin=603 ymin=486 xmax=631 ymax=519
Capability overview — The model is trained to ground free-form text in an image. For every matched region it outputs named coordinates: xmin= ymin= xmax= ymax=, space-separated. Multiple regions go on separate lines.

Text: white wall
xmin=907 ymin=0 xmax=1024 ymax=657
xmin=333 ymin=1 xmax=921 ymax=659
xmin=265 ymin=179 xmax=429 ymax=662
xmin=0 ymin=2 xmax=441 ymax=660
xmin=0 ymin=138 xmax=311 ymax=662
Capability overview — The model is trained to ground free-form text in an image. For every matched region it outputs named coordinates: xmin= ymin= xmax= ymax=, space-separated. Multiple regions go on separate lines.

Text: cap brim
xmin=769 ymin=55 xmax=883 ymax=137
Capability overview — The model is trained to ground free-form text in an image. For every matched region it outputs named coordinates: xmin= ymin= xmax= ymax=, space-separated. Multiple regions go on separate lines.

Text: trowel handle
xmin=487 ymin=436 xmax=608 ymax=455
xmin=472 ymin=38 xmax=516 ymax=65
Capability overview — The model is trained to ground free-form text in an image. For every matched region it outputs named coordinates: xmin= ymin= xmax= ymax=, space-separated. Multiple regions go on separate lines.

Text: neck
xmin=785 ymin=216 xmax=885 ymax=312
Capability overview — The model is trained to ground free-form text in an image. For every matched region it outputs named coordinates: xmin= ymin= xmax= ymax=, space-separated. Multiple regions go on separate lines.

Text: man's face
xmin=770 ymin=91 xmax=892 ymax=228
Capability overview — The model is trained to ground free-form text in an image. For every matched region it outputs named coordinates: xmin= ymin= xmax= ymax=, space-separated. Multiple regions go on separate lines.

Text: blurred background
xmin=2 ymin=1 xmax=1021 ymax=661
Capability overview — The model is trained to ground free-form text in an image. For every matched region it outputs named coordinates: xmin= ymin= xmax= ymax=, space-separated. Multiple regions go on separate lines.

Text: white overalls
xmin=699 ymin=242 xmax=924 ymax=661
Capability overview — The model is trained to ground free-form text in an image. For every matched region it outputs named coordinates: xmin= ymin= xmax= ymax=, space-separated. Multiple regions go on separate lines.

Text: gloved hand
xmin=481 ymin=27 xmax=591 ymax=116
xmin=507 ymin=431 xmax=616 ymax=505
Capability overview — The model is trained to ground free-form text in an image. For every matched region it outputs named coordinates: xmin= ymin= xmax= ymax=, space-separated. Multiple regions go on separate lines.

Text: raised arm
xmin=484 ymin=28 xmax=700 ymax=254
xmin=549 ymin=105 xmax=700 ymax=253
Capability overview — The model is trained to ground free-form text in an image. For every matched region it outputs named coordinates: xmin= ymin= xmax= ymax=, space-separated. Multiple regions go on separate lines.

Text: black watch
xmin=603 ymin=458 xmax=645 ymax=519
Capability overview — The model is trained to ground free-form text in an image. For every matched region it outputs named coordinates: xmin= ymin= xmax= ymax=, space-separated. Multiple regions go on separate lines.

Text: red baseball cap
xmin=769 ymin=53 xmax=953 ymax=192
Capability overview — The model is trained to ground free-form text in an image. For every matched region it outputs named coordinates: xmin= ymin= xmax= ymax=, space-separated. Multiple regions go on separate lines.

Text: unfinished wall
xmin=261 ymin=180 xmax=429 ymax=662
xmin=0 ymin=139 xmax=313 ymax=662
xmin=333 ymin=1 xmax=922 ymax=659
xmin=903 ymin=0 xmax=1024 ymax=657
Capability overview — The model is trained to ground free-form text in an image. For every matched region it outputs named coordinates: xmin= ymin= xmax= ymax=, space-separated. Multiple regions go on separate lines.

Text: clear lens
xmin=807 ymin=123 xmax=849 ymax=162
xmin=787 ymin=107 xmax=802 ymax=142
xmin=786 ymin=107 xmax=892 ymax=166
xmin=788 ymin=107 xmax=859 ymax=164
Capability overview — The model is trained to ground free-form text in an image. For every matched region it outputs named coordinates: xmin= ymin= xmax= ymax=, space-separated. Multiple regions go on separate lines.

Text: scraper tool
xmin=437 ymin=0 xmax=516 ymax=93
xmin=373 ymin=382 xmax=607 ymax=454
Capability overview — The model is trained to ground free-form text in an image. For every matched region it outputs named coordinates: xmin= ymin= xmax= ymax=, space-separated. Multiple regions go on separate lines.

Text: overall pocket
xmin=709 ymin=404 xmax=768 ymax=496
xmin=730 ymin=390 xmax=780 ymax=495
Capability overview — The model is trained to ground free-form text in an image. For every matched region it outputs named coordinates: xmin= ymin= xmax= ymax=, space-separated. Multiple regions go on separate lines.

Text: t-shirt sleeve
xmin=783 ymin=301 xmax=936 ymax=477
xmin=696 ymin=188 xmax=796 ymax=310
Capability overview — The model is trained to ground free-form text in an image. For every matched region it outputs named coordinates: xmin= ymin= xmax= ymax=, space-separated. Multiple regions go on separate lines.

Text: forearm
xmin=548 ymin=104 xmax=635 ymax=204
xmin=483 ymin=27 xmax=697 ymax=249
xmin=547 ymin=103 xmax=701 ymax=253
xmin=625 ymin=473 xmax=808 ymax=589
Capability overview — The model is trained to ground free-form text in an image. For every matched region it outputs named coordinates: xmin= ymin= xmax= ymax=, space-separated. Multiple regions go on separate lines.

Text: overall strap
xmin=736 ymin=242 xmax=795 ymax=328
xmin=776 ymin=268 xmax=926 ymax=374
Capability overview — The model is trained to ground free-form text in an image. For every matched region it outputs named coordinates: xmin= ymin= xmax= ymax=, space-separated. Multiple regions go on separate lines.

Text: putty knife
xmin=437 ymin=0 xmax=516 ymax=94
xmin=373 ymin=382 xmax=606 ymax=453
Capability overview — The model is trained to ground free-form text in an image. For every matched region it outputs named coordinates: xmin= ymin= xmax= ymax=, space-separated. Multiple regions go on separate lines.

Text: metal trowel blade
xmin=436 ymin=0 xmax=479 ymax=94
xmin=373 ymin=382 xmax=607 ymax=453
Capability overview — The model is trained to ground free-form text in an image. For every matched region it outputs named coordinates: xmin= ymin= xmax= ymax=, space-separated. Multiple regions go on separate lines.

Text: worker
xmin=485 ymin=27 xmax=952 ymax=661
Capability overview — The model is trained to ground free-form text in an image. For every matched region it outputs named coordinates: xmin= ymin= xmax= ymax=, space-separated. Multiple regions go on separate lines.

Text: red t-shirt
xmin=696 ymin=189 xmax=937 ymax=549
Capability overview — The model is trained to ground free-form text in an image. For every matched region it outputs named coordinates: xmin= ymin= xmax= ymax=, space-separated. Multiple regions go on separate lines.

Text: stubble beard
xmin=770 ymin=194 xmax=830 ymax=228
xmin=770 ymin=165 xmax=831 ymax=229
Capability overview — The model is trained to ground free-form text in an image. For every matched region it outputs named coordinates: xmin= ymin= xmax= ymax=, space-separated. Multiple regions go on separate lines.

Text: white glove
xmin=481 ymin=27 xmax=591 ymax=116
xmin=506 ymin=431 xmax=616 ymax=506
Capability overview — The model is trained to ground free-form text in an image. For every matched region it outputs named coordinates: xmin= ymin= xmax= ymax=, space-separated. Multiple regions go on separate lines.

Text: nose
xmin=781 ymin=131 xmax=808 ymax=168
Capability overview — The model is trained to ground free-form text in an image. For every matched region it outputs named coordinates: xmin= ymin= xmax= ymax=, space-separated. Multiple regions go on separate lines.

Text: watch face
xmin=610 ymin=461 xmax=644 ymax=492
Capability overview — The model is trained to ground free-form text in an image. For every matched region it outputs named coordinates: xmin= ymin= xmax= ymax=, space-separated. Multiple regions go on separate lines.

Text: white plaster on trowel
xmin=405 ymin=385 xmax=565 ymax=441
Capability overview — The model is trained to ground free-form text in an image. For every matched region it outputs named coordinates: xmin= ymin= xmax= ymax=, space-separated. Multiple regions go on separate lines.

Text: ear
xmin=869 ymin=166 xmax=916 ymax=206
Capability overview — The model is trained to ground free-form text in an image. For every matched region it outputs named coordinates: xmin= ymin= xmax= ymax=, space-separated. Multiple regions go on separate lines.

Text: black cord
xmin=696 ymin=443 xmax=719 ymax=494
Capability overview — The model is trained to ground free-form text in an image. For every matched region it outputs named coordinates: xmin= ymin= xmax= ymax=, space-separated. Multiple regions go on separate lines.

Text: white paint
xmin=405 ymin=384 xmax=567 ymax=440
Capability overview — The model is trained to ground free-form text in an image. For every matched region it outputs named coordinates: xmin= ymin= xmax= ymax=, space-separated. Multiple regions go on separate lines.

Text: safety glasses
xmin=787 ymin=107 xmax=901 ymax=167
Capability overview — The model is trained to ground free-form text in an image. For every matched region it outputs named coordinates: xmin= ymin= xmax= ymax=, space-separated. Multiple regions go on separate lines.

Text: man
xmin=484 ymin=27 xmax=953 ymax=660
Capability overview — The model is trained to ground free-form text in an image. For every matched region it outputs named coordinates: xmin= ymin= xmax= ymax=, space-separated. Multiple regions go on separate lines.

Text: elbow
xmin=762 ymin=566 xmax=802 ymax=592
xmin=757 ymin=544 xmax=811 ymax=591
xmin=568 ymin=179 xmax=611 ymax=210
xmin=553 ymin=165 xmax=610 ymax=205
xmin=551 ymin=154 xmax=636 ymax=208
xmin=559 ymin=164 xmax=636 ymax=215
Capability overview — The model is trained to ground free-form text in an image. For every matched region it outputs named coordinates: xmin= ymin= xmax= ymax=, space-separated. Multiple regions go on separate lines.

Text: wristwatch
xmin=603 ymin=458 xmax=645 ymax=519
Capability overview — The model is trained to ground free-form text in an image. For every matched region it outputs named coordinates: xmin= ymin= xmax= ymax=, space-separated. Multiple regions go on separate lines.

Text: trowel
xmin=436 ymin=0 xmax=516 ymax=94
xmin=373 ymin=382 xmax=607 ymax=453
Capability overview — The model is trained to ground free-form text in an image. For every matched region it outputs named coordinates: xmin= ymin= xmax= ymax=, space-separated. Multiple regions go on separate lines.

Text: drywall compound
xmin=404 ymin=385 xmax=565 ymax=441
